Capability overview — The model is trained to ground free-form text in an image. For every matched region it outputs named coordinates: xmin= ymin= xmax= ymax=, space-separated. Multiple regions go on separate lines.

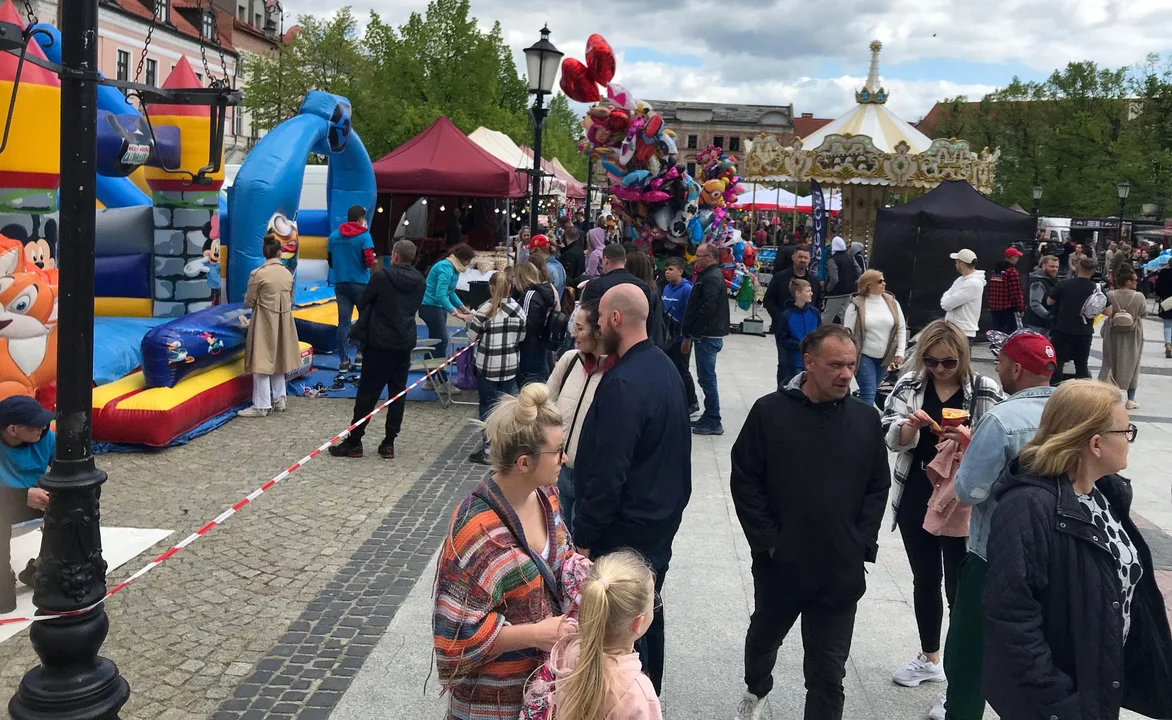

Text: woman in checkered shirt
xmin=466 ymin=270 xmax=528 ymax=465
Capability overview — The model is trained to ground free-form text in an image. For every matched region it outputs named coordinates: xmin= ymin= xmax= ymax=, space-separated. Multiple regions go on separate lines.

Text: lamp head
xmin=524 ymin=24 xmax=563 ymax=95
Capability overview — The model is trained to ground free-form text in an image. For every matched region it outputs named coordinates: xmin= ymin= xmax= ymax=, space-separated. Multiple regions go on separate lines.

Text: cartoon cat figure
xmin=0 ymin=271 xmax=58 ymax=399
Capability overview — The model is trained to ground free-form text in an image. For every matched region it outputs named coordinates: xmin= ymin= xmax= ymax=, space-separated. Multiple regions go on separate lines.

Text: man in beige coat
xmin=239 ymin=234 xmax=302 ymax=417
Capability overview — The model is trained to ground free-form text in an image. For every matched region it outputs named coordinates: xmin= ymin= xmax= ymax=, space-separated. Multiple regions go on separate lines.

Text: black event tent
xmin=870 ymin=180 xmax=1037 ymax=333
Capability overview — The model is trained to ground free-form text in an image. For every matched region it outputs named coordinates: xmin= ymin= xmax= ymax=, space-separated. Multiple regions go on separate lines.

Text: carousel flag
xmin=810 ymin=180 xmax=828 ymax=281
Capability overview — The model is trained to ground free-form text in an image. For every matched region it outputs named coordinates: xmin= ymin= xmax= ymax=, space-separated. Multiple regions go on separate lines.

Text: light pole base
xmin=8 ymin=607 xmax=130 ymax=720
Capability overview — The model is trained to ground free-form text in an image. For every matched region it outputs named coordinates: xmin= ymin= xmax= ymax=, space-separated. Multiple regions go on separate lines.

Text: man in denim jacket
xmin=930 ymin=331 xmax=1057 ymax=720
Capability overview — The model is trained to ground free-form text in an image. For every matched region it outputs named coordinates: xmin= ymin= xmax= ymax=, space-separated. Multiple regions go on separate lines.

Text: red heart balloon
xmin=585 ymin=34 xmax=616 ymax=85
xmin=560 ymin=58 xmax=600 ymax=103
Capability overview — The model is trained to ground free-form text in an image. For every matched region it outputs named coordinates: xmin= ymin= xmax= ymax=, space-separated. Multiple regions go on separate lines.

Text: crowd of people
xmin=209 ymin=208 xmax=1172 ymax=720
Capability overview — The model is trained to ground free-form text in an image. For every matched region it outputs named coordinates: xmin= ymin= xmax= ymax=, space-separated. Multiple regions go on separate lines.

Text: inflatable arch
xmin=226 ymin=90 xmax=376 ymax=302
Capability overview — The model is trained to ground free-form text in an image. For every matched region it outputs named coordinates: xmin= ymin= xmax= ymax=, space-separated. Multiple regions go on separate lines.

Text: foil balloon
xmin=585 ymin=34 xmax=616 ymax=85
xmin=559 ymin=58 xmax=600 ymax=103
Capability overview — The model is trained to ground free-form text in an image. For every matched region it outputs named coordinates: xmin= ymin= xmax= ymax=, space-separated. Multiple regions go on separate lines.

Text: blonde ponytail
xmin=481 ymin=270 xmax=512 ymax=320
xmin=556 ymin=551 xmax=655 ymax=720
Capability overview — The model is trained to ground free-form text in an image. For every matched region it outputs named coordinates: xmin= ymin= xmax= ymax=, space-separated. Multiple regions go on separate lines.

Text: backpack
xmin=1109 ymin=294 xmax=1136 ymax=331
xmin=1081 ymin=283 xmax=1108 ymax=323
xmin=524 ymin=285 xmax=569 ymax=351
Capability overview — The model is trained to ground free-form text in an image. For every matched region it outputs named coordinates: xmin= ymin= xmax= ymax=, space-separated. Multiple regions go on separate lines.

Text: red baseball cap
xmin=526 ymin=234 xmax=551 ymax=250
xmin=999 ymin=332 xmax=1056 ymax=376
xmin=1004 ymin=247 xmax=1024 ymax=258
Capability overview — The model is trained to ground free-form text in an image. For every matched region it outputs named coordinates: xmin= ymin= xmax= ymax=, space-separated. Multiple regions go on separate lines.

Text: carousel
xmin=744 ymin=40 xmax=1000 ymax=250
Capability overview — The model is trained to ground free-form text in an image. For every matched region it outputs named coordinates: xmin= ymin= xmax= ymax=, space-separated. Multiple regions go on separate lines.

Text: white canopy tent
xmin=469 ymin=127 xmax=567 ymax=198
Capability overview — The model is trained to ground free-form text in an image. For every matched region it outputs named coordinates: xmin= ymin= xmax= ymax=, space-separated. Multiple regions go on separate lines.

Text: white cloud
xmin=278 ymin=0 xmax=1172 ymax=120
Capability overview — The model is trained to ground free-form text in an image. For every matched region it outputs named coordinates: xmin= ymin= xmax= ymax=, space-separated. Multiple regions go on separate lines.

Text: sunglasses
xmin=923 ymin=357 xmax=959 ymax=370
xmin=1106 ymin=423 xmax=1138 ymax=443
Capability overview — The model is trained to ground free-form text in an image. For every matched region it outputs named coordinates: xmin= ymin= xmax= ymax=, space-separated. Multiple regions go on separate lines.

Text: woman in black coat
xmin=983 ymin=379 xmax=1172 ymax=720
xmin=1156 ymin=264 xmax=1172 ymax=358
xmin=513 ymin=259 xmax=557 ymax=387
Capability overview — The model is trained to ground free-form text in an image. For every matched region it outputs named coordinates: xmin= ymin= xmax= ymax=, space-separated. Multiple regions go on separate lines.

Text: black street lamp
xmin=1117 ymin=180 xmax=1131 ymax=244
xmin=523 ymin=24 xmax=563 ymax=238
xmin=8 ymin=0 xmax=130 ymax=716
xmin=1032 ymin=184 xmax=1043 ymax=218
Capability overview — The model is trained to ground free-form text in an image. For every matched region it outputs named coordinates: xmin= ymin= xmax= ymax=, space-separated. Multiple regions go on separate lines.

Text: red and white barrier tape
xmin=0 ymin=341 xmax=478 ymax=627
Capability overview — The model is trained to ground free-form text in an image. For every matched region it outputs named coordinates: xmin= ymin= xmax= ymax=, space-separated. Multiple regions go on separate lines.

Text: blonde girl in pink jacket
xmin=521 ymin=551 xmax=661 ymax=720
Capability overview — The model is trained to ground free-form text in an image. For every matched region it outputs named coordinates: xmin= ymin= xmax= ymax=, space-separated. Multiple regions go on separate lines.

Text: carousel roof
xmin=799 ymin=41 xmax=933 ymax=154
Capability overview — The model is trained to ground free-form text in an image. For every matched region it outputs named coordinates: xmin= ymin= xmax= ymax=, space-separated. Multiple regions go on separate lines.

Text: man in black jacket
xmin=764 ymin=244 xmax=822 ymax=325
xmin=330 ymin=240 xmax=425 ymax=460
xmin=559 ymin=226 xmax=586 ymax=285
xmin=574 ymin=284 xmax=692 ymax=696
xmin=580 ymin=244 xmax=664 ymax=342
xmin=731 ymin=324 xmax=891 ymax=720
xmin=684 ymin=242 xmax=731 ymax=435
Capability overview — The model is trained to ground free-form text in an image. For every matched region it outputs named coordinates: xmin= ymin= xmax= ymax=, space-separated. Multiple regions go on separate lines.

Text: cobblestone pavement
xmin=0 ymin=397 xmax=476 ymax=720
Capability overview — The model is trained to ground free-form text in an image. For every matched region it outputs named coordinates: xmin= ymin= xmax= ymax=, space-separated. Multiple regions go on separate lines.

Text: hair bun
xmin=516 ymin=383 xmax=551 ymax=423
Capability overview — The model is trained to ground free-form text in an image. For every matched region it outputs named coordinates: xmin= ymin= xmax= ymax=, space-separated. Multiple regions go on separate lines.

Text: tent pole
xmin=750 ymin=182 xmax=757 ymax=240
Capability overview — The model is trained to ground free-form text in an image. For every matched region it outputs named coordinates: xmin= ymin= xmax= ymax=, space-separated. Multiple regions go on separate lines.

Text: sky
xmin=279 ymin=0 xmax=1172 ymax=123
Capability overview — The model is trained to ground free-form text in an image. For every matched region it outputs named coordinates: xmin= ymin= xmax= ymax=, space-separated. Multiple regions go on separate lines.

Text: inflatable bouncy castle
xmin=0 ymin=4 xmax=321 ymax=447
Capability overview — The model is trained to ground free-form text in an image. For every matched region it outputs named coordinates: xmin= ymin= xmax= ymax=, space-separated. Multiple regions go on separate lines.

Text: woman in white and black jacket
xmin=546 ymin=299 xmax=615 ymax=535
xmin=881 ymin=319 xmax=1004 ymax=690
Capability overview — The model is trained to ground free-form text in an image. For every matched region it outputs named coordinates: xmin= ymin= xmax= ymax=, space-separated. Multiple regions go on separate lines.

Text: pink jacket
xmin=923 ymin=438 xmax=972 ymax=538
xmin=547 ymin=637 xmax=662 ymax=719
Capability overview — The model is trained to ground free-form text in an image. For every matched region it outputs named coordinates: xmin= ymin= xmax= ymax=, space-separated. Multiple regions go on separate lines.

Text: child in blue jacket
xmin=777 ymin=278 xmax=822 ymax=385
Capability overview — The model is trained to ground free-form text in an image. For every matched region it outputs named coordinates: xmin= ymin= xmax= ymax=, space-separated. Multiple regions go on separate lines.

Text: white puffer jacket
xmin=547 ymin=349 xmax=610 ymax=468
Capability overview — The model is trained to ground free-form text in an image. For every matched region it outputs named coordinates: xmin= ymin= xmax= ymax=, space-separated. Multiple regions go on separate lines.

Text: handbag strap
xmin=472 ymin=479 xmax=563 ymax=614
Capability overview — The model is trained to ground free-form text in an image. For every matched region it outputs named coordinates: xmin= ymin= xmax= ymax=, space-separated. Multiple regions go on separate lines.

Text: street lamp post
xmin=1117 ymin=180 xmax=1131 ymax=245
xmin=9 ymin=0 xmax=131 ymax=716
xmin=1032 ymin=185 xmax=1043 ymax=218
xmin=523 ymin=25 xmax=563 ymax=238
xmin=584 ymin=159 xmax=594 ymax=231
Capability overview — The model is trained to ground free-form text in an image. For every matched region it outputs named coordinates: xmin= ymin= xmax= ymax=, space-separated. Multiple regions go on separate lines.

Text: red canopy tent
xmin=370 ymin=116 xmax=527 ymax=251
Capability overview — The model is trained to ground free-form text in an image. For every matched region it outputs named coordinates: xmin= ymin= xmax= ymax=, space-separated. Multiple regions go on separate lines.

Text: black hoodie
xmin=983 ymin=462 xmax=1172 ymax=720
xmin=357 ymin=263 xmax=426 ymax=351
xmin=730 ymin=376 xmax=890 ymax=606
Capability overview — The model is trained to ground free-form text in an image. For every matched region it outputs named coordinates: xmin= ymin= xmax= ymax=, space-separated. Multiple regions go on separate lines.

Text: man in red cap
xmin=987 ymin=247 xmax=1026 ymax=335
xmin=927 ymin=329 xmax=1056 ymax=720
xmin=526 ymin=233 xmax=566 ymax=299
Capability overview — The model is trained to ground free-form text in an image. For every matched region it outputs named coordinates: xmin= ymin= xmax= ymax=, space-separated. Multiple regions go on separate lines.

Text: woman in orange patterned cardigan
xmin=433 ymin=383 xmax=591 ymax=720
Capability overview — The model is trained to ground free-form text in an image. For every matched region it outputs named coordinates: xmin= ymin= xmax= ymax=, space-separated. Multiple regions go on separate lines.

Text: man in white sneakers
xmin=940 ymin=249 xmax=986 ymax=343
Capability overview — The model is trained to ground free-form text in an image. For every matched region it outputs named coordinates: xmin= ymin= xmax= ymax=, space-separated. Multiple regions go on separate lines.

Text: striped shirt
xmin=433 ymin=478 xmax=589 ymax=720
xmin=467 ymin=299 xmax=527 ymax=382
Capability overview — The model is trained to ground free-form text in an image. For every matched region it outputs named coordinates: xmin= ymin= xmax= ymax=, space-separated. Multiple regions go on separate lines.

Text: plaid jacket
xmin=467 ymin=299 xmax=527 ymax=382
xmin=881 ymin=370 xmax=1005 ymax=529
xmin=988 ymin=265 xmax=1025 ymax=312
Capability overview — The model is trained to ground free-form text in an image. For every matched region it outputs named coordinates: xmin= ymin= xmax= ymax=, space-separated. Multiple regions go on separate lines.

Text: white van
xmin=1038 ymin=216 xmax=1071 ymax=245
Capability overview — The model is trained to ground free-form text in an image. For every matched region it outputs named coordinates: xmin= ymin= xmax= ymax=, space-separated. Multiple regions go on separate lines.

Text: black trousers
xmin=896 ymin=488 xmax=967 ymax=654
xmin=1049 ymin=330 xmax=1093 ymax=385
xmin=666 ymin=341 xmax=697 ymax=407
xmin=348 ymin=347 xmax=412 ymax=444
xmin=744 ymin=552 xmax=858 ymax=720
xmin=2 ymin=486 xmax=41 ymax=590
xmin=989 ymin=308 xmax=1018 ymax=335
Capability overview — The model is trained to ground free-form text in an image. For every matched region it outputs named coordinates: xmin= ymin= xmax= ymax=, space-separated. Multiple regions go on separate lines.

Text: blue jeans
xmin=855 ymin=354 xmax=885 ymax=408
xmin=335 ymin=281 xmax=365 ymax=361
xmin=1164 ymin=318 xmax=1172 ymax=344
xmin=557 ymin=465 xmax=576 ymax=537
xmin=693 ymin=337 xmax=723 ymax=426
xmin=419 ymin=304 xmax=450 ymax=382
xmin=476 ymin=375 xmax=517 ymax=449
xmin=518 ymin=348 xmax=549 ymax=387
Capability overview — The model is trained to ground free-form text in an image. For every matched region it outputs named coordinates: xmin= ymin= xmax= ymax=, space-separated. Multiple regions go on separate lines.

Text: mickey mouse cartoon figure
xmin=2 ymin=215 xmax=58 ymax=284
xmin=183 ymin=215 xmax=222 ymax=304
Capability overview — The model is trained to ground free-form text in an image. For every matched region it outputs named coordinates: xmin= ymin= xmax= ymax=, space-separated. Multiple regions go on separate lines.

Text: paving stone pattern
xmin=0 ymin=397 xmax=475 ymax=720
xmin=213 ymin=426 xmax=485 ymax=720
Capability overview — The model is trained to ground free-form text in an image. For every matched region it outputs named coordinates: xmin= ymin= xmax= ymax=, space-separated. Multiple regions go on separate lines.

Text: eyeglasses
xmin=877 ymin=279 xmax=886 ymax=284
xmin=923 ymin=357 xmax=959 ymax=370
xmin=1105 ymin=423 xmax=1138 ymax=443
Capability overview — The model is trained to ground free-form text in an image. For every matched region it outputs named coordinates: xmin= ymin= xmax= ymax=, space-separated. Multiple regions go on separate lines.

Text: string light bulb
xmin=376 ymin=207 xmax=384 ymax=213
xmin=421 ymin=198 xmax=428 ymax=205
xmin=440 ymin=205 xmax=446 ymax=212
xmin=403 ymin=219 xmax=410 ymax=226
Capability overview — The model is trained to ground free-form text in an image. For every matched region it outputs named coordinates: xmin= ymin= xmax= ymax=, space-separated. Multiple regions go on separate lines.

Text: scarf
xmin=448 ymin=255 xmax=467 ymax=273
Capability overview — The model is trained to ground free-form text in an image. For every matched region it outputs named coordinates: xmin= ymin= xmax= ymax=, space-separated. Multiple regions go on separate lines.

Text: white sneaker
xmin=1125 ymin=399 xmax=1139 ymax=410
xmin=272 ymin=399 xmax=287 ymax=413
xmin=734 ymin=691 xmax=763 ymax=720
xmin=928 ymin=694 xmax=947 ymax=720
xmin=236 ymin=406 xmax=270 ymax=418
xmin=893 ymin=653 xmax=946 ymax=687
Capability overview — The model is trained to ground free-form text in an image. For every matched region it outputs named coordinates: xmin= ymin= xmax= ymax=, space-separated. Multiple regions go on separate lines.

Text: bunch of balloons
xmin=560 ymin=34 xmax=742 ymax=249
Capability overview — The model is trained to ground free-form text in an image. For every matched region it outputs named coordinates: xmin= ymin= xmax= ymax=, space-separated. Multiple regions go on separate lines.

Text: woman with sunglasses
xmin=882 ymin=319 xmax=1004 ymax=689
xmin=844 ymin=269 xmax=907 ymax=407
xmin=983 ymin=380 xmax=1172 ymax=720
xmin=433 ymin=383 xmax=590 ymax=720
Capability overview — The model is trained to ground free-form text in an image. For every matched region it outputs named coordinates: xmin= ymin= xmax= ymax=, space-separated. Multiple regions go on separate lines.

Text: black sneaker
xmin=688 ymin=402 xmax=701 ymax=415
xmin=467 ymin=448 xmax=491 ymax=466
xmin=354 ymin=352 xmax=364 ymax=368
xmin=17 ymin=560 xmax=36 ymax=590
xmin=692 ymin=423 xmax=725 ymax=436
xmin=338 ymin=359 xmax=352 ymax=373
xmin=328 ymin=439 xmax=363 ymax=458
xmin=377 ymin=439 xmax=395 ymax=460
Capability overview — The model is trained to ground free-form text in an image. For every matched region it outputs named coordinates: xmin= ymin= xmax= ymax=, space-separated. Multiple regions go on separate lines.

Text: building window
xmin=116 ymin=50 xmax=130 ymax=95
xmin=713 ymin=135 xmax=724 ymax=149
xmin=729 ymin=136 xmax=740 ymax=152
xmin=686 ymin=162 xmax=697 ymax=178
xmin=202 ymin=11 xmax=215 ymax=39
xmin=238 ymin=4 xmax=246 ymax=21
xmin=145 ymin=58 xmax=157 ymax=86
xmin=155 ymin=0 xmax=169 ymax=23
xmin=233 ymin=107 xmax=243 ymax=137
xmin=255 ymin=12 xmax=262 ymax=26
xmin=687 ymin=134 xmax=697 ymax=150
